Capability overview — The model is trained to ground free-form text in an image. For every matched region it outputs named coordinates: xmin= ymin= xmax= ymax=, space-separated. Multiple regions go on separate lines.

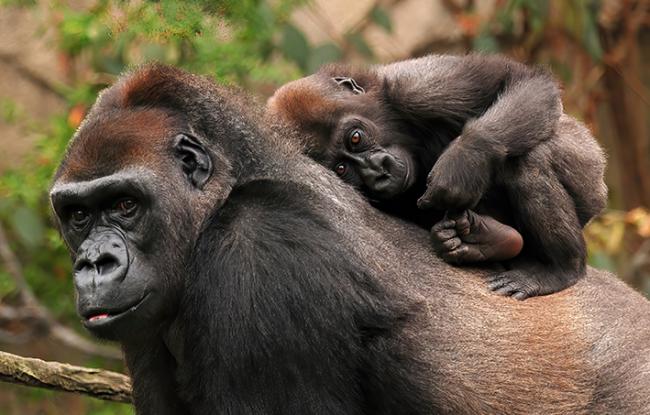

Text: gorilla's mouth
xmin=371 ymin=160 xmax=411 ymax=199
xmin=82 ymin=293 xmax=150 ymax=329
xmin=400 ymin=162 xmax=412 ymax=190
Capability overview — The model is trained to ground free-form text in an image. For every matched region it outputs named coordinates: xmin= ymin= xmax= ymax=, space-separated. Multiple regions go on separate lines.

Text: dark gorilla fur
xmin=267 ymin=54 xmax=608 ymax=300
xmin=50 ymin=64 xmax=650 ymax=414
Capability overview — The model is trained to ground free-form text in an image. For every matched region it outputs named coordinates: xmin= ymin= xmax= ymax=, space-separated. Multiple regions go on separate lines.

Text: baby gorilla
xmin=268 ymin=54 xmax=607 ymax=300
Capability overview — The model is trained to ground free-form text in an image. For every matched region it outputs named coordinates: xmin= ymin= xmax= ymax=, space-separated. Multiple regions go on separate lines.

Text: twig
xmin=0 ymin=350 xmax=132 ymax=403
xmin=0 ymin=53 xmax=64 ymax=98
xmin=0 ymin=223 xmax=122 ymax=360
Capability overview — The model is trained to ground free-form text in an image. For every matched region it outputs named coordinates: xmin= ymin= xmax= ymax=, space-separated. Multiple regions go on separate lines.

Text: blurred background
xmin=0 ymin=0 xmax=648 ymax=413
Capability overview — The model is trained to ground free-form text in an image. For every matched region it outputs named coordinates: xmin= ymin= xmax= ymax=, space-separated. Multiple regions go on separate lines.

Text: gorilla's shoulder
xmin=204 ymin=179 xmax=334 ymax=238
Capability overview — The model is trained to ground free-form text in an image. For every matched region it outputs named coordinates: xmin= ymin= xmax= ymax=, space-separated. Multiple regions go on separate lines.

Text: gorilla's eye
xmin=70 ymin=209 xmax=90 ymax=229
xmin=113 ymin=198 xmax=138 ymax=217
xmin=349 ymin=129 xmax=365 ymax=146
xmin=335 ymin=163 xmax=347 ymax=176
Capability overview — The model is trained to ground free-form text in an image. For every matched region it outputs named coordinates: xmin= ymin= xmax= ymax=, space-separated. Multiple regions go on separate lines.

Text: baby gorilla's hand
xmin=417 ymin=140 xmax=492 ymax=211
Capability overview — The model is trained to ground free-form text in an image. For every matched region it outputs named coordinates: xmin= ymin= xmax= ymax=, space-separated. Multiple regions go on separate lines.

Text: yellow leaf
xmin=606 ymin=221 xmax=625 ymax=254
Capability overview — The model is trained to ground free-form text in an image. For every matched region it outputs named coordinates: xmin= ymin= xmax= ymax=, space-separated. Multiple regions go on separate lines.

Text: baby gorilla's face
xmin=328 ymin=116 xmax=418 ymax=199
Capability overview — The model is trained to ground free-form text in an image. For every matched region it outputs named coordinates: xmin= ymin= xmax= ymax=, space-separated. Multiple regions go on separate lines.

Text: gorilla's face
xmin=50 ymin=110 xmax=220 ymax=341
xmin=326 ymin=115 xmax=419 ymax=200
xmin=51 ymin=169 xmax=176 ymax=340
xmin=267 ymin=75 xmax=420 ymax=200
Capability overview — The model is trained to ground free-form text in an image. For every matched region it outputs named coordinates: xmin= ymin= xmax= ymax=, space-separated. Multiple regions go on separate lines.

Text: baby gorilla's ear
xmin=333 ymin=77 xmax=365 ymax=95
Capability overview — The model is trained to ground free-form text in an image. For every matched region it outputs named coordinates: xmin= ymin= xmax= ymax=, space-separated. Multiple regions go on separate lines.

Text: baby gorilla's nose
xmin=367 ymin=152 xmax=393 ymax=173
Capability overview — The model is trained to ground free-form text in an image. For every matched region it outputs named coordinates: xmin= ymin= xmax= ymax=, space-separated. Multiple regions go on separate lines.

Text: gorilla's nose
xmin=367 ymin=152 xmax=393 ymax=172
xmin=359 ymin=152 xmax=394 ymax=185
xmin=74 ymin=231 xmax=128 ymax=289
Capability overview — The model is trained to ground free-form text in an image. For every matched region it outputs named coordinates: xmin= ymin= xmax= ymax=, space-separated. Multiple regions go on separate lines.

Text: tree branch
xmin=0 ymin=350 xmax=132 ymax=403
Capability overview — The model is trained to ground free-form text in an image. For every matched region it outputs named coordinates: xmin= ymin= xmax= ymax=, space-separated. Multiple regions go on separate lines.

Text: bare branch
xmin=0 ymin=350 xmax=132 ymax=403
xmin=0 ymin=52 xmax=64 ymax=98
xmin=0 ymin=223 xmax=122 ymax=360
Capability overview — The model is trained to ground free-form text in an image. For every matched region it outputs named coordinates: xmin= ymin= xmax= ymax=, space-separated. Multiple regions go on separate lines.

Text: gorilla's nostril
xmin=95 ymin=255 xmax=120 ymax=276
xmin=74 ymin=259 xmax=93 ymax=272
xmin=381 ymin=156 xmax=394 ymax=170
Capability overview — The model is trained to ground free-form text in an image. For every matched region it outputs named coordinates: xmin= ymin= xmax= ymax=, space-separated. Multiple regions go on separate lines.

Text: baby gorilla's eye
xmin=349 ymin=129 xmax=365 ymax=146
xmin=113 ymin=198 xmax=138 ymax=217
xmin=335 ymin=163 xmax=347 ymax=176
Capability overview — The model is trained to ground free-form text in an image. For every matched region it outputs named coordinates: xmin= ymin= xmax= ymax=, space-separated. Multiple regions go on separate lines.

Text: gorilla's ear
xmin=173 ymin=134 xmax=213 ymax=189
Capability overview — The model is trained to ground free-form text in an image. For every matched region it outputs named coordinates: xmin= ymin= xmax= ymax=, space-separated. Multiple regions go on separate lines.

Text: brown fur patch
xmin=267 ymin=79 xmax=338 ymax=130
xmin=58 ymin=108 xmax=178 ymax=183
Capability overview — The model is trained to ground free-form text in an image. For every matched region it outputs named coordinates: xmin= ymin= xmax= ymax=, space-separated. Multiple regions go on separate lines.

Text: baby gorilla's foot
xmin=430 ymin=210 xmax=523 ymax=264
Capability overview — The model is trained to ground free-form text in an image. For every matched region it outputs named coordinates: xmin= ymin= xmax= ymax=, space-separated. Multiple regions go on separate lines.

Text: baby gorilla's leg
xmin=430 ymin=210 xmax=523 ymax=264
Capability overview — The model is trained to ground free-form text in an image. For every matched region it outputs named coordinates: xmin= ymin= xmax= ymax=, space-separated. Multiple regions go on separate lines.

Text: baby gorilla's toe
xmin=431 ymin=211 xmax=524 ymax=265
xmin=430 ymin=214 xmax=489 ymax=264
xmin=488 ymin=271 xmax=541 ymax=300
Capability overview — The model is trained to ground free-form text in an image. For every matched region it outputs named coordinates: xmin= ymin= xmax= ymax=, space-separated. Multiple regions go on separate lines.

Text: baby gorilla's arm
xmin=430 ymin=210 xmax=523 ymax=264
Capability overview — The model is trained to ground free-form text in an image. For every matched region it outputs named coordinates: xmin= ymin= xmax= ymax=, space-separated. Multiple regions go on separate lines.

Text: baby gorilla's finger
xmin=441 ymin=237 xmax=462 ymax=251
xmin=433 ymin=229 xmax=457 ymax=240
xmin=452 ymin=211 xmax=471 ymax=236
xmin=432 ymin=219 xmax=456 ymax=231
xmin=417 ymin=190 xmax=436 ymax=209
xmin=441 ymin=245 xmax=471 ymax=264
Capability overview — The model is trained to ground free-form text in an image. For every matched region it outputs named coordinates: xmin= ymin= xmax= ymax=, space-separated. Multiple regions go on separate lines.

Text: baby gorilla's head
xmin=267 ymin=74 xmax=420 ymax=199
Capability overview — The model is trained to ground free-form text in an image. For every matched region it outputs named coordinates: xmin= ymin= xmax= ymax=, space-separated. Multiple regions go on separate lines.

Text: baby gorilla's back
xmin=481 ymin=113 xmax=606 ymax=298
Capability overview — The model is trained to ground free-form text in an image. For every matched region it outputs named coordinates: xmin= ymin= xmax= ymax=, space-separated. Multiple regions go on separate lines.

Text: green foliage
xmin=564 ymin=0 xmax=603 ymax=61
xmin=50 ymin=0 xmax=307 ymax=85
xmin=307 ymin=43 xmax=343 ymax=73
xmin=370 ymin=6 xmax=392 ymax=33
xmin=0 ymin=98 xmax=25 ymax=124
xmin=472 ymin=31 xmax=499 ymax=53
xmin=347 ymin=32 xmax=373 ymax=58
xmin=281 ymin=23 xmax=311 ymax=70
xmin=0 ymin=0 xmax=36 ymax=6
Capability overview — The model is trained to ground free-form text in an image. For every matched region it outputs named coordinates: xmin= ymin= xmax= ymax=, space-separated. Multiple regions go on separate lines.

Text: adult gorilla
xmin=50 ymin=64 xmax=650 ymax=415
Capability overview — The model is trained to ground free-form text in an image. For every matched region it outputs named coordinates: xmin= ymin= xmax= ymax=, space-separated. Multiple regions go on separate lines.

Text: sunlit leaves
xmin=281 ymin=23 xmax=310 ymax=70
xmin=10 ymin=207 xmax=44 ymax=248
xmin=347 ymin=33 xmax=373 ymax=58
xmin=370 ymin=6 xmax=392 ymax=33
xmin=307 ymin=43 xmax=343 ymax=73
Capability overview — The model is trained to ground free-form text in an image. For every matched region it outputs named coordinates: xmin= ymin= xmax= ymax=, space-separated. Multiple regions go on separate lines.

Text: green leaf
xmin=10 ymin=206 xmax=44 ymax=248
xmin=370 ymin=6 xmax=392 ymax=33
xmin=142 ymin=43 xmax=168 ymax=61
xmin=587 ymin=250 xmax=617 ymax=272
xmin=472 ymin=32 xmax=499 ymax=53
xmin=281 ymin=24 xmax=310 ymax=70
xmin=307 ymin=43 xmax=343 ymax=73
xmin=0 ymin=271 xmax=17 ymax=297
xmin=347 ymin=33 xmax=373 ymax=58
xmin=0 ymin=98 xmax=23 ymax=124
xmin=582 ymin=7 xmax=603 ymax=61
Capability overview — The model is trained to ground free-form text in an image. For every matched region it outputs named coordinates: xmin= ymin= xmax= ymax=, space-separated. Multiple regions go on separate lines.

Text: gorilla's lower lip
xmin=89 ymin=313 xmax=110 ymax=321
xmin=82 ymin=294 xmax=150 ymax=329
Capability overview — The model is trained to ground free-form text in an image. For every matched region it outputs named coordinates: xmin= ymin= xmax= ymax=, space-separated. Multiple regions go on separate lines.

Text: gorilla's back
xmin=298 ymin=156 xmax=650 ymax=414
xmin=367 ymin=206 xmax=650 ymax=414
